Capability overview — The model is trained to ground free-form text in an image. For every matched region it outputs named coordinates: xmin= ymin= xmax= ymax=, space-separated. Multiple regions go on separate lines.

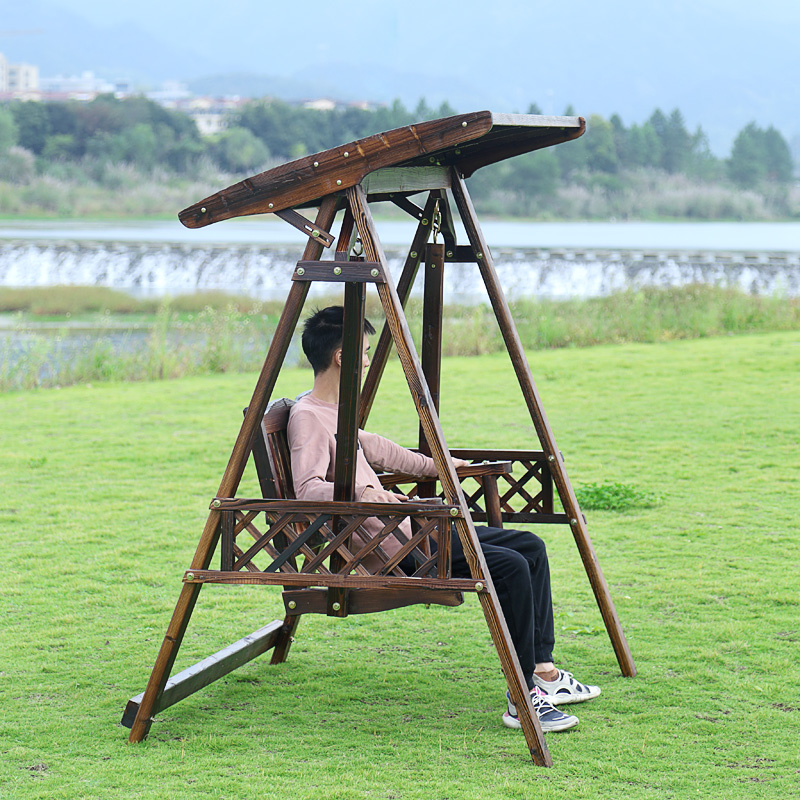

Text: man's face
xmin=333 ymin=333 xmax=371 ymax=375
xmin=361 ymin=334 xmax=371 ymax=372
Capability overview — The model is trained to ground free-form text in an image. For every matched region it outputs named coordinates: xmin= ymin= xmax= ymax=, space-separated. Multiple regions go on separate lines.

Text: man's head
xmin=301 ymin=305 xmax=376 ymax=375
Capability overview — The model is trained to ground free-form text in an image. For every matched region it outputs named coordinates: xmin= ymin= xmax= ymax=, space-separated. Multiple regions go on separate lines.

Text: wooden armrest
xmin=378 ymin=460 xmax=513 ymax=488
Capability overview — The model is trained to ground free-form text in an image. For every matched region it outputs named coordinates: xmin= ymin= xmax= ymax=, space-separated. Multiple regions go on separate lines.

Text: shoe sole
xmin=502 ymin=711 xmax=579 ymax=732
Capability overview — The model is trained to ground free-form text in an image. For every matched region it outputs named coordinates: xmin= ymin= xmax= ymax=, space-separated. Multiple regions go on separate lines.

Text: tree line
xmin=0 ymin=94 xmax=795 ymax=218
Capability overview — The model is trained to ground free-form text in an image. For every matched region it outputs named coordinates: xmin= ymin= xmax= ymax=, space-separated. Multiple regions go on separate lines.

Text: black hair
xmin=301 ymin=305 xmax=376 ymax=375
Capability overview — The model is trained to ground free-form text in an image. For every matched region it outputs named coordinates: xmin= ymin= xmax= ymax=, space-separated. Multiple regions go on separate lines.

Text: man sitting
xmin=287 ymin=306 xmax=600 ymax=732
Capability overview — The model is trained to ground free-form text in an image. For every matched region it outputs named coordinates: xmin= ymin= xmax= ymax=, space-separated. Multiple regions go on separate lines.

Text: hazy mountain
xmin=0 ymin=0 xmax=224 ymax=84
xmin=2 ymin=0 xmax=798 ymax=152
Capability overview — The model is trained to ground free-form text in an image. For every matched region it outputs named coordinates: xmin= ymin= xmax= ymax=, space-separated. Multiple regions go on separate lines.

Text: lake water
xmin=1 ymin=219 xmax=799 ymax=302
xmin=2 ymin=218 xmax=800 ymax=251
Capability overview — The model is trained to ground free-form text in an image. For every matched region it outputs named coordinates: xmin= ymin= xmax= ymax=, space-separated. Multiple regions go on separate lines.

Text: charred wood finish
xmin=183 ymin=570 xmax=482 ymax=592
xmin=450 ymin=169 xmax=635 ymax=679
xmin=127 ymin=197 xmax=339 ymax=744
xmin=282 ymin=587 xmax=464 ymax=615
xmin=121 ymin=621 xmax=283 ymax=728
xmin=359 ymin=192 xmax=441 ymax=426
xmin=292 ymin=261 xmax=386 ymax=283
xmin=346 ymin=183 xmax=550 ymax=765
xmin=129 ymin=113 xmax=637 ymax=769
xmin=179 ymin=112 xmax=583 ymax=228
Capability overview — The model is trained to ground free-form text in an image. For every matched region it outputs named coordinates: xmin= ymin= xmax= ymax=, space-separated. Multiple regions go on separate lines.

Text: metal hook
xmin=432 ymin=200 xmax=442 ymax=244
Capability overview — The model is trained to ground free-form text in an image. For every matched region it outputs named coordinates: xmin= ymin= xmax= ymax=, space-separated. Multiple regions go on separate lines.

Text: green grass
xmin=1 ymin=331 xmax=799 ymax=798
xmin=2 ymin=285 xmax=799 ymax=391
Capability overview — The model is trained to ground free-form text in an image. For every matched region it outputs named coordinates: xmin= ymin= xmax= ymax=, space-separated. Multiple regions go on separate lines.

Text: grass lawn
xmin=1 ymin=330 xmax=798 ymax=799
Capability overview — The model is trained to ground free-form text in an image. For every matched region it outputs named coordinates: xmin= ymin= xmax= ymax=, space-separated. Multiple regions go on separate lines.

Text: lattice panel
xmin=219 ymin=505 xmax=451 ymax=580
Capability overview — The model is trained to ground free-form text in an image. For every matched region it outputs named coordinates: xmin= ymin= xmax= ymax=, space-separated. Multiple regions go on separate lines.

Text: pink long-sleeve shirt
xmin=287 ymin=393 xmax=438 ymax=565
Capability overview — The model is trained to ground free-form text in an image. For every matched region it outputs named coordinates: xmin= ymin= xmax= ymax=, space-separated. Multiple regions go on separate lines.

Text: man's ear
xmin=333 ymin=348 xmax=343 ymax=367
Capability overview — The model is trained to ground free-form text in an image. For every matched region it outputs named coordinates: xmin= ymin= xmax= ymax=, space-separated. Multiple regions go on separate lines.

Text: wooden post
xmin=449 ymin=169 xmax=636 ymax=678
xmin=417 ymin=241 xmax=445 ymax=499
xmin=127 ymin=196 xmax=340 ymax=744
xmin=346 ymin=183 xmax=551 ymax=767
xmin=359 ymin=192 xmax=440 ymax=428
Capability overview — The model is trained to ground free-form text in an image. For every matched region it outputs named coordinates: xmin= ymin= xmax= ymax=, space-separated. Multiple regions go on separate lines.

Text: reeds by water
xmin=1 ymin=284 xmax=797 ymax=391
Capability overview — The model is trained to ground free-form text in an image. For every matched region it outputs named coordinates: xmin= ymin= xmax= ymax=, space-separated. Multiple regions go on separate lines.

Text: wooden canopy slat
xmin=178 ymin=112 xmax=584 ymax=228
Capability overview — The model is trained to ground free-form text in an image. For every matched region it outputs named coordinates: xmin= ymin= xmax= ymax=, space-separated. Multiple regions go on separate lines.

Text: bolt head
xmin=312 ymin=230 xmax=319 ymax=237
xmin=370 ymin=268 xmax=379 ymax=277
xmin=332 ymin=601 xmax=341 ymax=611
xmin=446 ymin=250 xmax=453 ymax=257
xmin=449 ymin=507 xmax=459 ymax=517
xmin=422 ymin=218 xmax=429 ymax=225
xmin=570 ymin=518 xmax=578 ymax=526
xmin=477 ymin=252 xmax=483 ymax=259
xmin=296 ymin=267 xmax=305 ymax=276
xmin=186 ymin=572 xmax=195 ymax=580
xmin=462 ymin=121 xmax=468 ymax=127
xmin=212 ymin=499 xmax=221 ymax=508
xmin=475 ymin=581 xmax=484 ymax=591
xmin=343 ymin=151 xmax=349 ymax=157
xmin=333 ymin=266 xmax=342 ymax=275
xmin=336 ymin=179 xmax=342 ymax=186
xmin=268 ymin=203 xmax=274 ymax=209
xmin=313 ymin=161 xmax=319 ymax=167
xmin=288 ymin=600 xmax=297 ymax=610
xmin=410 ymin=251 xmax=418 ymax=258
xmin=548 ymin=455 xmax=555 ymax=462
xmin=200 ymin=207 xmax=207 ymax=214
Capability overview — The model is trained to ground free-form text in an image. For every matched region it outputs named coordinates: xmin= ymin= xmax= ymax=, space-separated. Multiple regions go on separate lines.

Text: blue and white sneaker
xmin=532 ymin=669 xmax=601 ymax=705
xmin=502 ymin=687 xmax=579 ymax=732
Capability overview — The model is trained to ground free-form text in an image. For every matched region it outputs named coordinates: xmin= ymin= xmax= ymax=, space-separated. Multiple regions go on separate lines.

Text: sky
xmin=3 ymin=0 xmax=799 ymax=153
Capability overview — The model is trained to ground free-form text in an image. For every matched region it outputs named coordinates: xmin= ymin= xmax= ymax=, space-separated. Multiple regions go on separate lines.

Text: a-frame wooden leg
xmin=347 ymin=185 xmax=552 ymax=766
xmin=127 ymin=197 xmax=340 ymax=743
xmin=449 ymin=170 xmax=636 ymax=678
xmin=360 ymin=191 xmax=441 ymax=427
xmin=269 ymin=614 xmax=301 ymax=664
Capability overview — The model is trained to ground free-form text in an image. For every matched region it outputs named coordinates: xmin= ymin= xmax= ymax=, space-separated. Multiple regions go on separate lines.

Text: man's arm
xmin=360 ymin=431 xmax=469 ymax=475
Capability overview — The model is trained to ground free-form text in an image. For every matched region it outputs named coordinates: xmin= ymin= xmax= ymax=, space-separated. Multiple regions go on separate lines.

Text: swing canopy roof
xmin=179 ymin=111 xmax=584 ymax=229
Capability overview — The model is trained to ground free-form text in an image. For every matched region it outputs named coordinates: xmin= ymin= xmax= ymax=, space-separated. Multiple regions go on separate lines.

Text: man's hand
xmin=453 ymin=458 xmax=471 ymax=469
xmin=361 ymin=486 xmax=408 ymax=504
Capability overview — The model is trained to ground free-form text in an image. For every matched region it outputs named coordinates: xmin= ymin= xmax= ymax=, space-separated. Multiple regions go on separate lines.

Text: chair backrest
xmin=246 ymin=398 xmax=296 ymax=500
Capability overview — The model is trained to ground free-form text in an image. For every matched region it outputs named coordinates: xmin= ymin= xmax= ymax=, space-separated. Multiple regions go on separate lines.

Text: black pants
xmin=451 ymin=526 xmax=555 ymax=689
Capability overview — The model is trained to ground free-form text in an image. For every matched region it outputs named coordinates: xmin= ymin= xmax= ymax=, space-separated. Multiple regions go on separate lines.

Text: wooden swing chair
xmin=122 ymin=111 xmax=636 ymax=766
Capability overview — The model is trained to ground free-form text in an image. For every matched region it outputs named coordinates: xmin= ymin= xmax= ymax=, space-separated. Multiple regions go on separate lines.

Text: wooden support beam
xmin=127 ymin=196 xmax=340 ymax=745
xmin=361 ymin=165 xmax=451 ymax=195
xmin=275 ymin=208 xmax=335 ymax=246
xmin=292 ymin=261 xmax=386 ymax=283
xmin=182 ymin=570 xmax=483 ymax=591
xmin=346 ymin=182 xmax=551 ymax=767
xmin=449 ymin=169 xmax=636 ymax=679
xmin=282 ymin=587 xmax=463 ymax=615
xmin=359 ymin=191 xmax=441 ymax=427
xmin=121 ymin=621 xmax=284 ymax=728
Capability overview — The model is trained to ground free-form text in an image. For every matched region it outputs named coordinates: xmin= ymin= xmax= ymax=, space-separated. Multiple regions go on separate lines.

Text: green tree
xmin=624 ymin=122 xmax=663 ymax=168
xmin=209 ymin=126 xmax=271 ymax=173
xmin=506 ymin=150 xmax=560 ymax=214
xmin=585 ymin=114 xmax=619 ymax=173
xmin=729 ymin=122 xmax=794 ymax=187
xmin=649 ymin=108 xmax=692 ymax=173
xmin=10 ymin=101 xmax=51 ymax=154
xmin=0 ymin=106 xmax=18 ymax=152
xmin=762 ymin=126 xmax=794 ymax=182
